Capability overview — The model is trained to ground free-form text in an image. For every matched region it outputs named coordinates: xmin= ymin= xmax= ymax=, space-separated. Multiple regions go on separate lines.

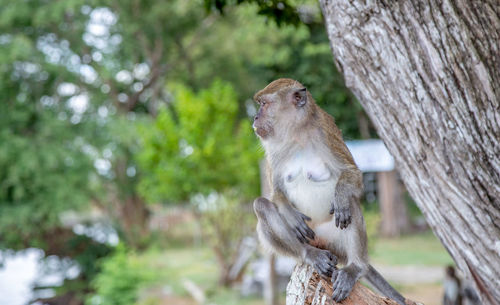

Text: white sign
xmin=346 ymin=139 xmax=394 ymax=172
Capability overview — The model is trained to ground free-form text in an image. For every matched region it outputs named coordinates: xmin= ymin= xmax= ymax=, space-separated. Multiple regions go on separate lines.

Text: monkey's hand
xmin=329 ymin=202 xmax=352 ymax=229
xmin=304 ymin=247 xmax=337 ymax=279
xmin=282 ymin=206 xmax=316 ymax=243
xmin=331 ymin=169 xmax=361 ymax=229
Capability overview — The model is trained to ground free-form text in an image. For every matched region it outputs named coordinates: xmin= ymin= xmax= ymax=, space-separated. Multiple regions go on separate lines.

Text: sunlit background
xmin=0 ymin=1 xmax=459 ymax=305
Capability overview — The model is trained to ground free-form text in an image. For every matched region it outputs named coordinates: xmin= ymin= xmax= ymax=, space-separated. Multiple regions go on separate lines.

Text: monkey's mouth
xmin=253 ymin=123 xmax=270 ymax=138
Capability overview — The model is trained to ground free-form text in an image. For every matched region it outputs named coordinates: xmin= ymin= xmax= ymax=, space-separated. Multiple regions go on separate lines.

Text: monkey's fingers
xmin=300 ymin=212 xmax=312 ymax=222
xmin=332 ymin=284 xmax=349 ymax=302
xmin=294 ymin=224 xmax=314 ymax=243
xmin=313 ymin=252 xmax=336 ymax=279
xmin=328 ymin=251 xmax=338 ymax=266
xmin=329 ymin=205 xmax=335 ymax=215
xmin=319 ymin=267 xmax=333 ymax=279
xmin=332 ymin=270 xmax=353 ymax=302
xmin=294 ymin=230 xmax=308 ymax=243
xmin=295 ymin=220 xmax=315 ymax=240
xmin=334 ymin=207 xmax=352 ymax=230
xmin=304 ymin=225 xmax=316 ymax=239
xmin=331 ymin=269 xmax=339 ymax=284
xmin=334 ymin=285 xmax=350 ymax=302
xmin=316 ymin=263 xmax=331 ymax=278
xmin=339 ymin=214 xmax=352 ymax=230
xmin=297 ymin=226 xmax=315 ymax=242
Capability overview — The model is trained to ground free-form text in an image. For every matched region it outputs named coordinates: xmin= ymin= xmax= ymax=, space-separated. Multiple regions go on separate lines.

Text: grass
xmin=135 ymin=246 xmax=265 ymax=305
xmin=132 ymin=229 xmax=452 ymax=305
xmin=369 ymin=231 xmax=454 ymax=266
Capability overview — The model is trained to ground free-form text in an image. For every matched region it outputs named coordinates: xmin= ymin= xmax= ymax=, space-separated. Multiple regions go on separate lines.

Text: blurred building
xmin=347 ymin=140 xmax=411 ymax=237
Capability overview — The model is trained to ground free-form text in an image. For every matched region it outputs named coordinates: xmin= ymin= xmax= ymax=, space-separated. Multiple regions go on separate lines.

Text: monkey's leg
xmin=331 ymin=263 xmax=366 ymax=302
xmin=272 ymin=190 xmax=316 ymax=242
xmin=278 ymin=201 xmax=316 ymax=243
xmin=318 ymin=215 xmax=369 ymax=302
xmin=253 ymin=197 xmax=337 ymax=278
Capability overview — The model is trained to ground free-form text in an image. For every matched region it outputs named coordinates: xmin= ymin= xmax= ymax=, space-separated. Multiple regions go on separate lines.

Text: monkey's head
xmin=252 ymin=78 xmax=314 ymax=140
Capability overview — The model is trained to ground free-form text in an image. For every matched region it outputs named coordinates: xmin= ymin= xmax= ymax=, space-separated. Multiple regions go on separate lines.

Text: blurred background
xmin=0 ymin=1 xmax=458 ymax=305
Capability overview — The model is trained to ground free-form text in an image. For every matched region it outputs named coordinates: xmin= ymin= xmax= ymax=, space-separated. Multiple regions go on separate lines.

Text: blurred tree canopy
xmin=204 ymin=0 xmax=301 ymax=25
xmin=0 ymin=0 xmax=370 ymax=301
xmin=0 ymin=0 xmax=365 ymax=251
xmin=0 ymin=0 xmax=97 ymax=250
xmin=138 ymin=81 xmax=261 ymax=203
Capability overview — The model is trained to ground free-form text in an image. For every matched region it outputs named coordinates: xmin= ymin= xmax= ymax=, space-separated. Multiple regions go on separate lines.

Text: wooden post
xmin=377 ymin=170 xmax=410 ymax=237
xmin=286 ymin=263 xmax=421 ymax=305
xmin=260 ymin=160 xmax=278 ymax=305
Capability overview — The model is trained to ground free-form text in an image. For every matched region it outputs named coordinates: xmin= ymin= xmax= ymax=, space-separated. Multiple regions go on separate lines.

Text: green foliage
xmin=0 ymin=116 xmax=95 ymax=249
xmin=0 ymin=0 xmax=365 ymax=251
xmin=0 ymin=0 xmax=95 ymax=248
xmin=204 ymin=0 xmax=301 ymax=25
xmin=69 ymin=234 xmax=114 ymax=280
xmin=86 ymin=245 xmax=157 ymax=305
xmin=0 ymin=0 xmax=372 ymax=301
xmin=260 ymin=22 xmax=363 ymax=138
xmin=138 ymin=81 xmax=262 ymax=203
xmin=196 ymin=1 xmax=369 ymax=138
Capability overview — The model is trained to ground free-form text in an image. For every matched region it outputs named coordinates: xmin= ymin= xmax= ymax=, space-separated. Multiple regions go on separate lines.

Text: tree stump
xmin=286 ymin=263 xmax=422 ymax=305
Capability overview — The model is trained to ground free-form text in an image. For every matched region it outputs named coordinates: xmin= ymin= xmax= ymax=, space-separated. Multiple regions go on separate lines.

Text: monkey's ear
xmin=292 ymin=88 xmax=307 ymax=107
xmin=293 ymin=88 xmax=307 ymax=107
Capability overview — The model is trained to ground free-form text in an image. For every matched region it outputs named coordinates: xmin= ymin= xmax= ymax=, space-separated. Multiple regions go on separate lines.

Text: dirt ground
xmin=156 ymin=283 xmax=443 ymax=305
xmin=401 ymin=283 xmax=443 ymax=305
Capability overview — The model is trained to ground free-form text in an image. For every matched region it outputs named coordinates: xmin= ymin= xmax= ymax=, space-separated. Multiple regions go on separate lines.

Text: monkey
xmin=443 ymin=266 xmax=462 ymax=305
xmin=252 ymin=78 xmax=406 ymax=304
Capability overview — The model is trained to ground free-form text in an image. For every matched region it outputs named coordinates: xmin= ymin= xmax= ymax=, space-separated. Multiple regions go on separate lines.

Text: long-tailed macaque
xmin=252 ymin=78 xmax=406 ymax=304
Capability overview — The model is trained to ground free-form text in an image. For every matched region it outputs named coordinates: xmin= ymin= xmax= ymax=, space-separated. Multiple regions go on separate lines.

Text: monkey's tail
xmin=364 ymin=264 xmax=406 ymax=305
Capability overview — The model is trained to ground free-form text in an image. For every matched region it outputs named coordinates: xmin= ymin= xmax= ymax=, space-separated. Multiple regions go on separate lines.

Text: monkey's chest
xmin=282 ymin=153 xmax=337 ymax=223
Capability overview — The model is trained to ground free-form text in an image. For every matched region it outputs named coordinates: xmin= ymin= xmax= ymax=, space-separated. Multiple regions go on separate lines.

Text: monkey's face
xmin=253 ymin=83 xmax=309 ymax=140
xmin=252 ymin=94 xmax=276 ymax=138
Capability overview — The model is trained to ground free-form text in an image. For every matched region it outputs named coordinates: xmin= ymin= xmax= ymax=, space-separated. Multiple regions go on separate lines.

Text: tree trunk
xmin=116 ymin=194 xmax=150 ymax=249
xmin=286 ymin=263 xmax=420 ymax=305
xmin=319 ymin=1 xmax=500 ymax=304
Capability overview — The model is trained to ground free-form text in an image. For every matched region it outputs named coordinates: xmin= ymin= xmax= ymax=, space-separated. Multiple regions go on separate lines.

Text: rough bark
xmin=286 ymin=263 xmax=420 ymax=305
xmin=318 ymin=1 xmax=500 ymax=304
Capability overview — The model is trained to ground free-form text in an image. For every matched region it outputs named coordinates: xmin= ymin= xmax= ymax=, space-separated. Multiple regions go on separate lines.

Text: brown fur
xmin=252 ymin=79 xmax=405 ymax=305
xmin=254 ymin=78 xmax=356 ymax=167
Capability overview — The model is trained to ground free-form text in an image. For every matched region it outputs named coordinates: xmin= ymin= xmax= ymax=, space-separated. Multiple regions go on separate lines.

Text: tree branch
xmin=286 ymin=263 xmax=421 ymax=305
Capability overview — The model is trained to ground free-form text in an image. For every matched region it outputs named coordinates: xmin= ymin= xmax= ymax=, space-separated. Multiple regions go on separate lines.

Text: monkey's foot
xmin=331 ymin=269 xmax=356 ymax=302
xmin=287 ymin=209 xmax=316 ymax=243
xmin=305 ymin=247 xmax=337 ymax=279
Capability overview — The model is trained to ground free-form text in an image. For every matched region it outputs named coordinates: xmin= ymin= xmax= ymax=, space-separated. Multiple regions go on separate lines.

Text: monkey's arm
xmin=330 ymin=167 xmax=363 ymax=229
xmin=253 ymin=197 xmax=336 ymax=278
xmin=322 ymin=113 xmax=364 ymax=229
